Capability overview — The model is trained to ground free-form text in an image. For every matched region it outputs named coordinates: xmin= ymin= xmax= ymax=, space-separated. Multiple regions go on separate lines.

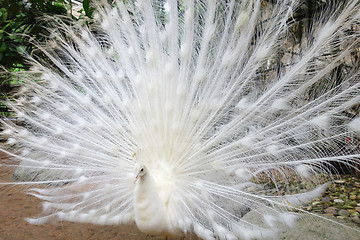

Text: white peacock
xmin=1 ymin=0 xmax=360 ymax=239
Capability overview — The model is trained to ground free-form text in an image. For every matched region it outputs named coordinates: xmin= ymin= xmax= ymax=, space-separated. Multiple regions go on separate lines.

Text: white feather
xmin=1 ymin=1 xmax=360 ymax=240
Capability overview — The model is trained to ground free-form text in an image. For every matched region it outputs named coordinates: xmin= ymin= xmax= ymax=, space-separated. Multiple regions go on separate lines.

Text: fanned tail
xmin=1 ymin=1 xmax=360 ymax=239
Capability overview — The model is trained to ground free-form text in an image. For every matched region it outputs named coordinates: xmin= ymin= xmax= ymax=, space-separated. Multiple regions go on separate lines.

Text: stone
xmin=324 ymin=207 xmax=337 ymax=215
xmin=334 ymin=199 xmax=344 ymax=204
xmin=350 ymin=212 xmax=359 ymax=217
xmin=352 ymin=216 xmax=360 ymax=224
xmin=339 ymin=194 xmax=347 ymax=199
xmin=342 ymin=205 xmax=354 ymax=209
xmin=305 ymin=206 xmax=312 ymax=211
xmin=349 ymin=201 xmax=357 ymax=206
xmin=338 ymin=209 xmax=350 ymax=217
xmin=349 ymin=195 xmax=357 ymax=200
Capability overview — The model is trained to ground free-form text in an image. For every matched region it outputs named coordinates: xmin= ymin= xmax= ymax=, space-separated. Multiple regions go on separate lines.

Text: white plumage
xmin=1 ymin=0 xmax=360 ymax=239
xmin=134 ymin=163 xmax=182 ymax=237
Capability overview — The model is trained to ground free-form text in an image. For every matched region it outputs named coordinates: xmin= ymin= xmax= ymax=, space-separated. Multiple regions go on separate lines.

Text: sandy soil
xmin=0 ymin=167 xmax=165 ymax=240
xmin=0 ymin=157 xmax=359 ymax=240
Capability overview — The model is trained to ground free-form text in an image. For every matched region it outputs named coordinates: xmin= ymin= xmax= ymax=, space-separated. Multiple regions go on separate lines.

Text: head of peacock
xmin=134 ymin=163 xmax=147 ymax=184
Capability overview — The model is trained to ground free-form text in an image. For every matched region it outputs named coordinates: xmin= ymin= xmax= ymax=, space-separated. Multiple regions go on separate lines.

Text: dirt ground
xmin=0 ymin=148 xmax=199 ymax=240
xmin=0 ymin=158 xmax=359 ymax=240
xmin=0 ymin=167 xmax=164 ymax=240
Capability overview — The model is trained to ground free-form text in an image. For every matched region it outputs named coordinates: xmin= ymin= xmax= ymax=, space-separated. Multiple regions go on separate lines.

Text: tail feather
xmin=1 ymin=0 xmax=360 ymax=239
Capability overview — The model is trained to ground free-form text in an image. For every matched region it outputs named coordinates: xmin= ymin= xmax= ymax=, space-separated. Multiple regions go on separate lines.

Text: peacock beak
xmin=134 ymin=173 xmax=140 ymax=184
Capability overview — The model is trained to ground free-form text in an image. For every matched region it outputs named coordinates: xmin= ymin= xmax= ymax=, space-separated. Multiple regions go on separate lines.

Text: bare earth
xmin=0 ymin=163 xmax=359 ymax=240
xmin=0 ymin=167 xmax=199 ymax=240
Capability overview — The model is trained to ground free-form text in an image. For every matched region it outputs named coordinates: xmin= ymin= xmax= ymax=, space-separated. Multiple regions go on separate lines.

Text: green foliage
xmin=0 ymin=0 xmax=70 ymax=69
xmin=0 ymin=0 xmax=92 ymax=116
xmin=82 ymin=0 xmax=95 ymax=18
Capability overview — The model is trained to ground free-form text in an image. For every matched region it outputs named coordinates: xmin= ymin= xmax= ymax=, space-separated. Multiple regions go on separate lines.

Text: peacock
xmin=1 ymin=0 xmax=360 ymax=239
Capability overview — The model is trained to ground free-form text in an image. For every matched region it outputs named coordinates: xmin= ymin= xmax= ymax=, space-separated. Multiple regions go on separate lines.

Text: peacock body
xmin=1 ymin=0 xmax=360 ymax=239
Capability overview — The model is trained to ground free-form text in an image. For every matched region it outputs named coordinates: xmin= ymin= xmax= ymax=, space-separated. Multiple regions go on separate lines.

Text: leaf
xmin=0 ymin=42 xmax=6 ymax=52
xmin=83 ymin=0 xmax=94 ymax=18
xmin=0 ymin=8 xmax=7 ymax=22
xmin=48 ymin=2 xmax=67 ymax=14
xmin=15 ymin=45 xmax=26 ymax=54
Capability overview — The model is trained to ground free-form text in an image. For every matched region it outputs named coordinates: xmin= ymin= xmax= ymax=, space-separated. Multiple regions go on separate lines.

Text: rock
xmin=339 ymin=194 xmax=347 ymax=199
xmin=349 ymin=195 xmax=357 ymax=200
xmin=322 ymin=196 xmax=331 ymax=203
xmin=324 ymin=207 xmax=337 ymax=215
xmin=312 ymin=201 xmax=321 ymax=206
xmin=350 ymin=212 xmax=359 ymax=217
xmin=352 ymin=216 xmax=360 ymax=224
xmin=277 ymin=214 xmax=360 ymax=240
xmin=355 ymin=207 xmax=360 ymax=212
xmin=334 ymin=180 xmax=345 ymax=184
xmin=334 ymin=199 xmax=344 ymax=204
xmin=338 ymin=209 xmax=350 ymax=217
xmin=349 ymin=201 xmax=357 ymax=206
xmin=341 ymin=205 xmax=354 ymax=210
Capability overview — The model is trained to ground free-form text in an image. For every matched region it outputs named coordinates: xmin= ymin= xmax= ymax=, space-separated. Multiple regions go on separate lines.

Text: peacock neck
xmin=134 ymin=171 xmax=170 ymax=235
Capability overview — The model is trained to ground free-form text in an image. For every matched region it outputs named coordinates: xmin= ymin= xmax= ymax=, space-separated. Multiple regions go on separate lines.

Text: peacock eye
xmin=140 ymin=168 xmax=144 ymax=172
